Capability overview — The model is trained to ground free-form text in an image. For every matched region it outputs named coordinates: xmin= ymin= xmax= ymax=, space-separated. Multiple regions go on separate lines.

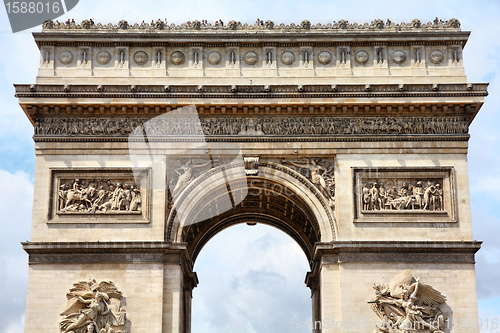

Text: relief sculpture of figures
xmin=282 ymin=158 xmax=335 ymax=207
xmin=60 ymin=279 xmax=127 ymax=333
xmin=370 ymin=270 xmax=446 ymax=332
xmin=35 ymin=116 xmax=469 ymax=137
xmin=362 ymin=179 xmax=443 ymax=211
xmin=169 ymin=158 xmax=216 ymax=199
xmin=58 ymin=178 xmax=142 ymax=214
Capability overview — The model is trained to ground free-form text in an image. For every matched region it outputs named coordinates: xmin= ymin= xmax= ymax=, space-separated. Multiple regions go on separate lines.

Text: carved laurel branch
xmin=42 ymin=18 xmax=461 ymax=31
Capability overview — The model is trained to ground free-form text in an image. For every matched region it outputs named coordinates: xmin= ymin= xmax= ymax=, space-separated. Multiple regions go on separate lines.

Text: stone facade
xmin=17 ymin=19 xmax=487 ymax=333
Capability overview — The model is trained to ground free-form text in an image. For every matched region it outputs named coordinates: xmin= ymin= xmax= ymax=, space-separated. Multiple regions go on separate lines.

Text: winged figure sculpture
xmin=370 ymin=270 xmax=446 ymax=332
xmin=59 ymin=278 xmax=127 ymax=333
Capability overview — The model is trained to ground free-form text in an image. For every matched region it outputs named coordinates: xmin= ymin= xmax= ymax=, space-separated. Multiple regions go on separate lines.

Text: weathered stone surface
xmin=17 ymin=19 xmax=486 ymax=333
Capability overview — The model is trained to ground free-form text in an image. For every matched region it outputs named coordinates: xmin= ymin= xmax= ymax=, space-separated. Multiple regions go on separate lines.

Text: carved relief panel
xmin=60 ymin=279 xmax=128 ymax=333
xmin=49 ymin=168 xmax=151 ymax=223
xmin=353 ymin=167 xmax=456 ymax=223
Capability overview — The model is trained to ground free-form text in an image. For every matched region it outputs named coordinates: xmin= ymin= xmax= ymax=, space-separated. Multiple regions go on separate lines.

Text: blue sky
xmin=1 ymin=1 xmax=499 ymax=332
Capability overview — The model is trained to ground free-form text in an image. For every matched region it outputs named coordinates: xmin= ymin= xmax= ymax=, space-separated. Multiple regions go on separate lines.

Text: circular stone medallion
xmin=355 ymin=50 xmax=369 ymax=64
xmin=244 ymin=51 xmax=258 ymax=65
xmin=133 ymin=51 xmax=149 ymax=65
xmin=96 ymin=51 xmax=111 ymax=65
xmin=281 ymin=51 xmax=295 ymax=65
xmin=207 ymin=51 xmax=222 ymax=65
xmin=59 ymin=51 xmax=73 ymax=64
xmin=392 ymin=50 xmax=406 ymax=64
xmin=170 ymin=51 xmax=185 ymax=65
xmin=429 ymin=50 xmax=444 ymax=64
xmin=318 ymin=51 xmax=332 ymax=65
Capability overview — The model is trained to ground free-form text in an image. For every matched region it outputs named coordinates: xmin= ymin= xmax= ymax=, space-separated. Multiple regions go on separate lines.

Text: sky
xmin=0 ymin=0 xmax=499 ymax=332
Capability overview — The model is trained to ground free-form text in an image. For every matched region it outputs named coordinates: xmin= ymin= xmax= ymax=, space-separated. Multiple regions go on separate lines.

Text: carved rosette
xmin=60 ymin=279 xmax=127 ymax=333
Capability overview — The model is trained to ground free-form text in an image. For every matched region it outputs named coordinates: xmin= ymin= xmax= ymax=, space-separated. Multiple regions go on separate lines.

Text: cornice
xmin=22 ymin=241 xmax=194 ymax=268
xmin=15 ymin=83 xmax=488 ymax=100
xmin=305 ymin=241 xmax=482 ymax=285
xmin=32 ymin=135 xmax=471 ymax=143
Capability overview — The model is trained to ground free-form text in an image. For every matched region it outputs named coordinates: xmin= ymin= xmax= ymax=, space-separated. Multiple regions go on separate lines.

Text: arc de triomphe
xmin=15 ymin=18 xmax=487 ymax=333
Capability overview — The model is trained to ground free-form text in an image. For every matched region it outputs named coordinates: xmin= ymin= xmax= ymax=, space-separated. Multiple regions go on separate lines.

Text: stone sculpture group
xmin=362 ymin=180 xmax=443 ymax=211
xmin=60 ymin=279 xmax=127 ymax=333
xmin=58 ymin=178 xmax=141 ymax=214
xmin=370 ymin=270 xmax=446 ymax=332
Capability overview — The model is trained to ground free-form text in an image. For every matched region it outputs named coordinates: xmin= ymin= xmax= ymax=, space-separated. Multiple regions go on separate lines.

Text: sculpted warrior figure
xmin=60 ymin=292 xmax=109 ymax=333
xmin=370 ymin=270 xmax=446 ymax=332
xmin=363 ymin=183 xmax=371 ymax=210
xmin=60 ymin=279 xmax=127 ymax=333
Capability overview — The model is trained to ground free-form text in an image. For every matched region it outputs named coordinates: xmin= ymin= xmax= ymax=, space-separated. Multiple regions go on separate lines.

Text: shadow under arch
xmin=166 ymin=162 xmax=337 ymax=266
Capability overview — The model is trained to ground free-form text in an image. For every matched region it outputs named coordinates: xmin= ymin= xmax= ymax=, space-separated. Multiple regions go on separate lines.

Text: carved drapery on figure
xmin=362 ymin=179 xmax=443 ymax=211
xmin=60 ymin=279 xmax=127 ymax=333
xmin=353 ymin=167 xmax=456 ymax=223
xmin=34 ymin=116 xmax=469 ymax=137
xmin=57 ymin=178 xmax=142 ymax=214
xmin=282 ymin=158 xmax=335 ymax=207
xmin=167 ymin=158 xmax=219 ymax=207
xmin=370 ymin=270 xmax=446 ymax=332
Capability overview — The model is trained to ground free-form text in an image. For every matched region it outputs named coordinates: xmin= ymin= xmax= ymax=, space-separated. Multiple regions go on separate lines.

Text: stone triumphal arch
xmin=17 ymin=18 xmax=487 ymax=333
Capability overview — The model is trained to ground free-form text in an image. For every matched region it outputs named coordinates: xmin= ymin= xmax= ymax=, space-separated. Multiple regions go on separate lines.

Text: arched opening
xmin=165 ymin=161 xmax=336 ymax=332
xmin=191 ymin=223 xmax=312 ymax=333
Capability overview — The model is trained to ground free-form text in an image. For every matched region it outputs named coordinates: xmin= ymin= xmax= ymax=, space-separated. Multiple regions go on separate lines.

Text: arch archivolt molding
xmin=165 ymin=160 xmax=337 ymax=262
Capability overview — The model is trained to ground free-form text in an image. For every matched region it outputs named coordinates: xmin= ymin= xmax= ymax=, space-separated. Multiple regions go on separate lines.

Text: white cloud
xmin=192 ymin=224 xmax=311 ymax=333
xmin=0 ymin=170 xmax=32 ymax=333
xmin=1 ymin=0 xmax=500 ymax=332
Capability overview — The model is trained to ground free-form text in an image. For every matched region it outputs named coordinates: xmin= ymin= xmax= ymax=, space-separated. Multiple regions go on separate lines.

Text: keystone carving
xmin=370 ymin=270 xmax=446 ymax=332
xmin=60 ymin=279 xmax=127 ymax=333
